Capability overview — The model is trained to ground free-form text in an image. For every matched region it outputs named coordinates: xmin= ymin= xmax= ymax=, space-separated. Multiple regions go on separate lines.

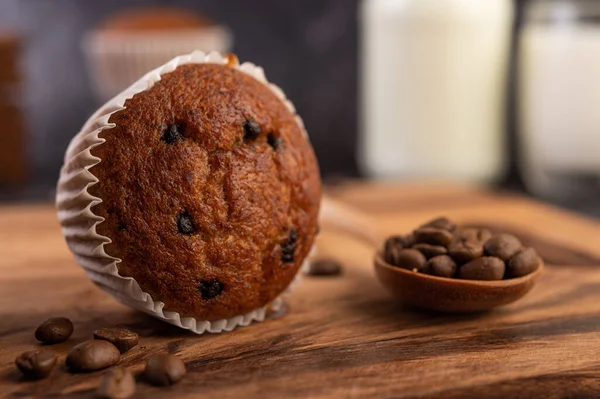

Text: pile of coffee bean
xmin=383 ymin=217 xmax=541 ymax=280
xmin=15 ymin=317 xmax=187 ymax=398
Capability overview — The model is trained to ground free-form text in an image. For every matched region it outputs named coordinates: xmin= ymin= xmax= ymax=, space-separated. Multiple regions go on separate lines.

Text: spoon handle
xmin=319 ymin=195 xmax=383 ymax=249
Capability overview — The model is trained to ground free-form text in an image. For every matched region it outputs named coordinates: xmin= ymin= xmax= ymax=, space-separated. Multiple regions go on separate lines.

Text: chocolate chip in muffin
xmin=267 ymin=133 xmax=281 ymax=150
xmin=176 ymin=211 xmax=196 ymax=235
xmin=243 ymin=119 xmax=261 ymax=141
xmin=161 ymin=123 xmax=185 ymax=144
xmin=281 ymin=228 xmax=298 ymax=263
xmin=198 ymin=280 xmax=223 ymax=300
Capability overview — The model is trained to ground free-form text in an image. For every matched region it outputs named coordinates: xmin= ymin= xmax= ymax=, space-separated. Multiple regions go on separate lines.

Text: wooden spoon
xmin=374 ymin=252 xmax=544 ymax=312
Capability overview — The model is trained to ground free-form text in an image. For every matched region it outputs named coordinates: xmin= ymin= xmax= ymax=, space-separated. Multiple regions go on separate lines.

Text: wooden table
xmin=2 ymin=182 xmax=600 ymax=398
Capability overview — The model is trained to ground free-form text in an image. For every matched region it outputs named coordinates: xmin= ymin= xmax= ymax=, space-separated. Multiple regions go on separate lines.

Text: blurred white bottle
xmin=359 ymin=0 xmax=513 ymax=183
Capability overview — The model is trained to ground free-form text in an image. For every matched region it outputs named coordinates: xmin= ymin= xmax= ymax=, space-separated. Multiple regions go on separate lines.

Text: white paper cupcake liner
xmin=57 ymin=50 xmax=312 ymax=334
xmin=83 ymin=26 xmax=233 ymax=101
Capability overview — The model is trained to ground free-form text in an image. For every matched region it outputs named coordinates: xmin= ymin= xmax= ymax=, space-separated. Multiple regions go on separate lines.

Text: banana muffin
xmin=82 ymin=57 xmax=321 ymax=321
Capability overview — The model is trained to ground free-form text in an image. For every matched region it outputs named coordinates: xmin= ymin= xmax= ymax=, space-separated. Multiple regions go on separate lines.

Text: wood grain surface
xmin=2 ymin=182 xmax=600 ymax=398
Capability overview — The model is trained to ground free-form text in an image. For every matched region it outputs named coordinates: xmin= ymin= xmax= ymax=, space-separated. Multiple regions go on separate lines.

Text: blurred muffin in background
xmin=83 ymin=6 xmax=233 ymax=101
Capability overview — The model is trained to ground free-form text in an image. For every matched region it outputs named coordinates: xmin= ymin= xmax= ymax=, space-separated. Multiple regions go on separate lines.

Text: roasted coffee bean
xmin=390 ymin=248 xmax=427 ymax=271
xmin=458 ymin=228 xmax=493 ymax=243
xmin=281 ymin=228 xmax=298 ymax=263
xmin=424 ymin=255 xmax=457 ymax=278
xmin=198 ymin=280 xmax=223 ymax=300
xmin=176 ymin=211 xmax=196 ymax=235
xmin=35 ymin=317 xmax=73 ymax=344
xmin=307 ymin=258 xmax=342 ymax=276
xmin=161 ymin=124 xmax=185 ymax=144
xmin=458 ymin=257 xmax=505 ymax=281
xmin=243 ymin=119 xmax=261 ymax=140
xmin=93 ymin=328 xmax=139 ymax=354
xmin=507 ymin=247 xmax=540 ymax=278
xmin=413 ymin=243 xmax=447 ymax=259
xmin=419 ymin=217 xmax=457 ymax=232
xmin=66 ymin=340 xmax=120 ymax=372
xmin=484 ymin=234 xmax=522 ymax=262
xmin=384 ymin=235 xmax=412 ymax=262
xmin=448 ymin=228 xmax=492 ymax=264
xmin=97 ymin=368 xmax=136 ymax=399
xmin=448 ymin=241 xmax=484 ymax=264
xmin=143 ymin=354 xmax=186 ymax=386
xmin=267 ymin=133 xmax=281 ymax=150
xmin=15 ymin=350 xmax=57 ymax=379
xmin=413 ymin=227 xmax=454 ymax=247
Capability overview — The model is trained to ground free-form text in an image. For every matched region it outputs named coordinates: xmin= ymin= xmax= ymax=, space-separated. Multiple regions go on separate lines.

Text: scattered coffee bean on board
xmin=507 ymin=247 xmax=540 ymax=278
xmin=143 ymin=354 xmax=186 ymax=386
xmin=35 ymin=317 xmax=73 ymax=344
xmin=15 ymin=349 xmax=57 ymax=379
xmin=66 ymin=340 xmax=120 ymax=372
xmin=93 ymin=328 xmax=139 ymax=354
xmin=307 ymin=258 xmax=343 ymax=276
xmin=484 ymin=233 xmax=523 ymax=262
xmin=458 ymin=257 xmax=505 ymax=281
xmin=97 ymin=368 xmax=136 ymax=399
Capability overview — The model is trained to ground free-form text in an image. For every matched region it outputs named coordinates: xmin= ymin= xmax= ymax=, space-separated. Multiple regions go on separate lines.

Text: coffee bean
xmin=35 ymin=317 xmax=73 ymax=344
xmin=384 ymin=235 xmax=411 ymax=264
xmin=413 ymin=227 xmax=454 ymax=247
xmin=425 ymin=255 xmax=457 ymax=278
xmin=419 ymin=217 xmax=457 ymax=232
xmin=97 ymin=368 xmax=136 ymax=399
xmin=176 ymin=210 xmax=196 ymax=235
xmin=458 ymin=257 xmax=505 ymax=281
xmin=484 ymin=234 xmax=522 ymax=262
xmin=143 ymin=354 xmax=186 ymax=386
xmin=198 ymin=280 xmax=223 ymax=300
xmin=448 ymin=241 xmax=484 ymax=264
xmin=15 ymin=350 xmax=57 ymax=379
xmin=93 ymin=328 xmax=139 ymax=354
xmin=413 ymin=243 xmax=447 ymax=259
xmin=66 ymin=340 xmax=120 ymax=372
xmin=307 ymin=258 xmax=342 ymax=276
xmin=281 ymin=228 xmax=298 ymax=263
xmin=390 ymin=248 xmax=427 ymax=271
xmin=507 ymin=247 xmax=540 ymax=278
xmin=448 ymin=228 xmax=492 ymax=264
xmin=243 ymin=119 xmax=261 ymax=141
xmin=267 ymin=133 xmax=281 ymax=150
xmin=161 ymin=124 xmax=185 ymax=144
xmin=458 ymin=228 xmax=493 ymax=243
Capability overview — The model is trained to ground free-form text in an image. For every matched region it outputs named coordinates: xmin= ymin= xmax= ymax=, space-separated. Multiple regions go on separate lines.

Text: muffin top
xmin=98 ymin=7 xmax=214 ymax=33
xmin=88 ymin=61 xmax=321 ymax=321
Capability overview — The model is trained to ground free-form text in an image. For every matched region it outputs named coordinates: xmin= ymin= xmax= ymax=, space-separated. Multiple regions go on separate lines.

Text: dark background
xmin=0 ymin=0 xmax=361 ymax=189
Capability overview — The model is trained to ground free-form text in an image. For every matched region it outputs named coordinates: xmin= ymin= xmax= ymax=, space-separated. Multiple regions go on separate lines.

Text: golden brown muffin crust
xmin=89 ymin=63 xmax=321 ymax=321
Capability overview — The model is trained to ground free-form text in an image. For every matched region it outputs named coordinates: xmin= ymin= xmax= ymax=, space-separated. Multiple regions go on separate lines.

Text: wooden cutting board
xmin=2 ymin=182 xmax=600 ymax=398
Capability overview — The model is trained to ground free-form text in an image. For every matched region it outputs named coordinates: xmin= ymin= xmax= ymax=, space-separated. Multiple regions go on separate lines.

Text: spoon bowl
xmin=374 ymin=252 xmax=544 ymax=312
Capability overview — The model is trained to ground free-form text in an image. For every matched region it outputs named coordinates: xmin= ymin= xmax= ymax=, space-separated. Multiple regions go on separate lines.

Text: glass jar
xmin=359 ymin=0 xmax=513 ymax=184
xmin=519 ymin=0 xmax=600 ymax=202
